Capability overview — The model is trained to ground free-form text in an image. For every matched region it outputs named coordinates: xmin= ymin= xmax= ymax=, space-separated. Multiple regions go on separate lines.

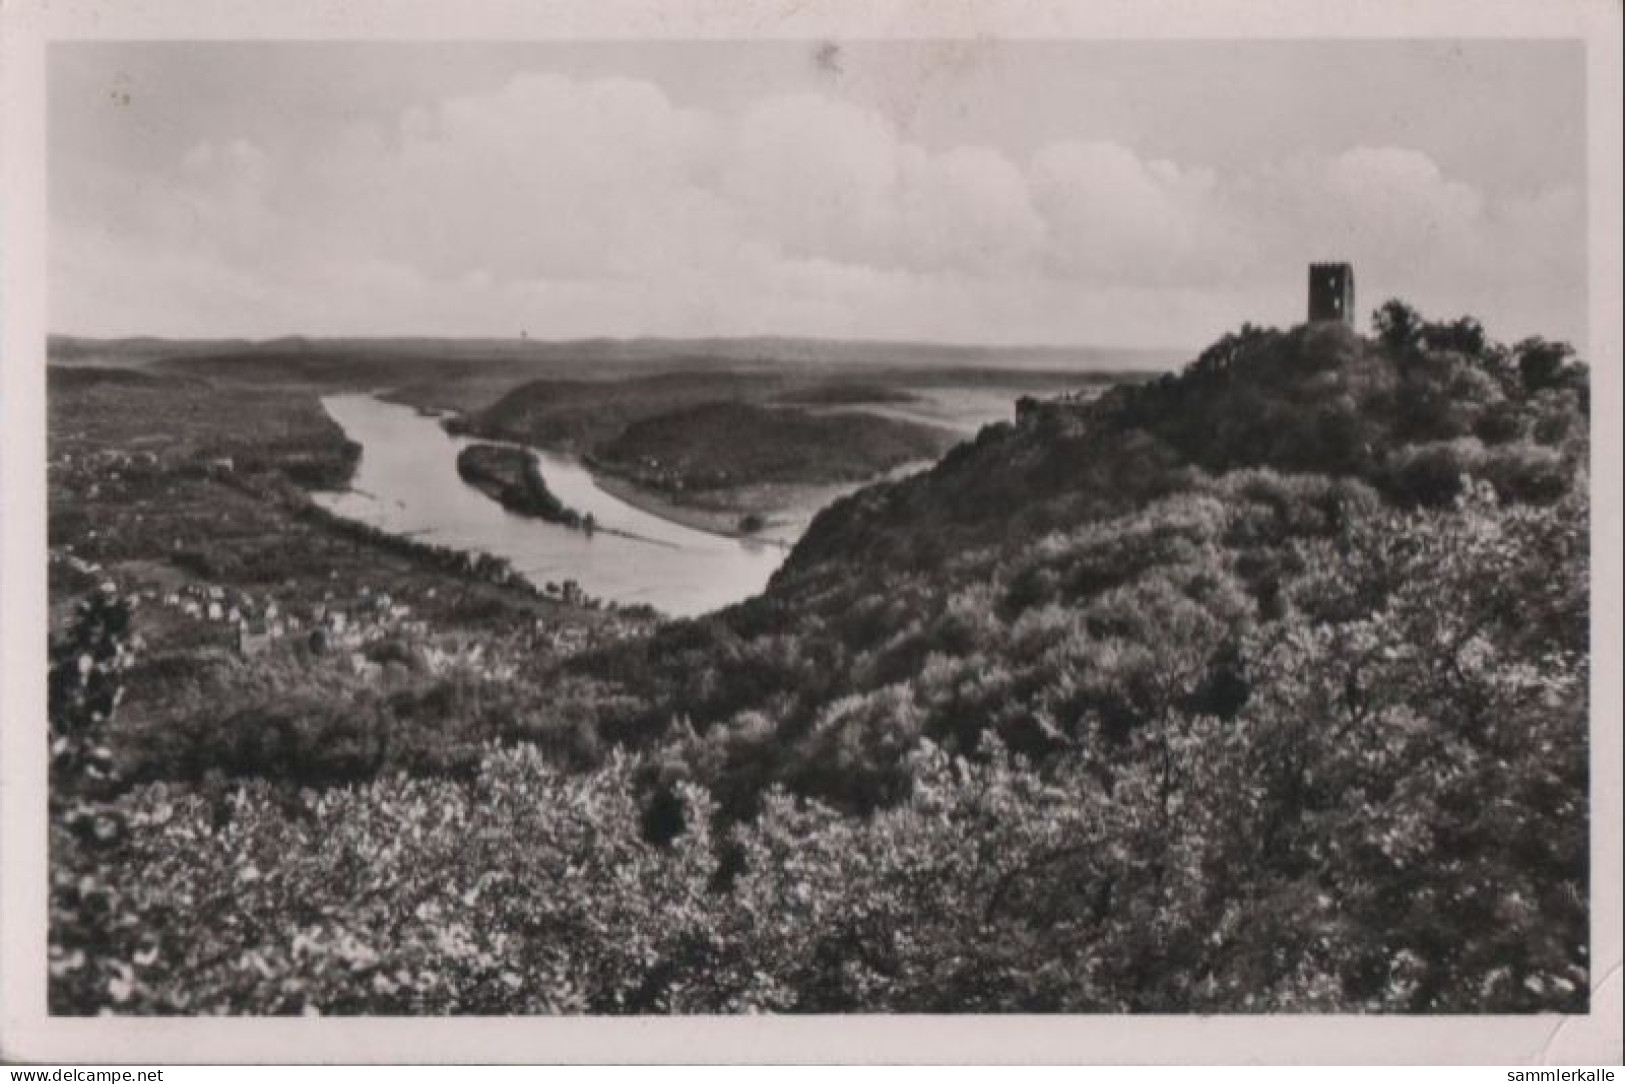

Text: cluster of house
xmin=50 ymin=547 xmax=429 ymax=660
xmin=53 ymin=549 xmax=653 ymax=683
xmin=305 ymin=588 xmax=428 ymax=654
xmin=155 ymin=582 xmax=296 ymax=656
xmin=136 ymin=579 xmax=428 ymax=658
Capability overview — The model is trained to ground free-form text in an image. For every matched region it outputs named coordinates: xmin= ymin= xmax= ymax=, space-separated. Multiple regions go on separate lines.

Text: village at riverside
xmin=46 ymin=272 xmax=1591 ymax=1014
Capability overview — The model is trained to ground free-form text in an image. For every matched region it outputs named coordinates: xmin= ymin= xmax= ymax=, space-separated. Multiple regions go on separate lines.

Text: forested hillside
xmin=50 ymin=302 xmax=1590 ymax=1014
xmin=595 ymin=401 xmax=953 ymax=491
xmin=456 ymin=373 xmax=959 ymax=490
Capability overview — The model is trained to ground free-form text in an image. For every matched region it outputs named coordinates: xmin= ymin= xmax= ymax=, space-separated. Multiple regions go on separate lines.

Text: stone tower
xmin=1308 ymin=262 xmax=1356 ymax=326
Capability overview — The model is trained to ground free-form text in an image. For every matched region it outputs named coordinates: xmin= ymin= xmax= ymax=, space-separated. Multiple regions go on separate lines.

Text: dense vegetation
xmin=595 ymin=401 xmax=953 ymax=491
xmin=50 ymin=302 xmax=1590 ymax=1014
xmin=455 ymin=444 xmax=583 ymax=526
xmin=450 ymin=372 xmax=788 ymax=452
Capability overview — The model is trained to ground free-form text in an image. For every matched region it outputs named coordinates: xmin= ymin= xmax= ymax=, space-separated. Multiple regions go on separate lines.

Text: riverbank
xmin=586 ymin=468 xmax=860 ymax=546
xmin=587 ymin=457 xmax=938 ymax=546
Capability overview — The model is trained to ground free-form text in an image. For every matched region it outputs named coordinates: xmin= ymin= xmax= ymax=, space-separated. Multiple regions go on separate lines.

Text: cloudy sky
xmin=50 ymin=40 xmax=1586 ymax=350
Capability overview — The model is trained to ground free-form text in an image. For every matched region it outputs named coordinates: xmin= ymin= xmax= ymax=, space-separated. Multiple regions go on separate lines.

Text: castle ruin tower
xmin=1308 ymin=262 xmax=1356 ymax=326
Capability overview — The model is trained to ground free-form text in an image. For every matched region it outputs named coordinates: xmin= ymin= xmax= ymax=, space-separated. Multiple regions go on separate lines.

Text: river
xmin=313 ymin=394 xmax=789 ymax=617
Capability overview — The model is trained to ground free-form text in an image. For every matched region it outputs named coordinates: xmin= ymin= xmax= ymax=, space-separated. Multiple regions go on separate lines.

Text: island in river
xmin=456 ymin=443 xmax=587 ymax=528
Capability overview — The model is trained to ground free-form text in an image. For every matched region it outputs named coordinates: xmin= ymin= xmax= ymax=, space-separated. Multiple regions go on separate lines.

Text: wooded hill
xmin=50 ymin=301 xmax=1590 ymax=1014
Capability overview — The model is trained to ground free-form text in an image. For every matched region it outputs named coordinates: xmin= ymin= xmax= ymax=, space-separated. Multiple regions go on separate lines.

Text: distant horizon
xmin=46 ymin=327 xmax=1198 ymax=355
xmin=47 ymin=296 xmax=1590 ymax=366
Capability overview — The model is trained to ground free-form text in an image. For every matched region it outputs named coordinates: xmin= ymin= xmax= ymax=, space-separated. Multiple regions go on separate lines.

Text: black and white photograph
xmin=2 ymin=0 xmax=1621 ymax=1065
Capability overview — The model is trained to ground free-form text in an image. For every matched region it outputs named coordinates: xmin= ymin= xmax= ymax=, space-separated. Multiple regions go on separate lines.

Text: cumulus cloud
xmin=1029 ymin=141 xmax=1232 ymax=283
xmin=50 ymin=72 xmax=1585 ymax=348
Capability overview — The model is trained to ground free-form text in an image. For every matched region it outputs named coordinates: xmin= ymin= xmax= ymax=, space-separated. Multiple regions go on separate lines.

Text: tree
xmin=1420 ymin=315 xmax=1489 ymax=360
xmin=1513 ymin=337 xmax=1581 ymax=395
xmin=49 ymin=583 xmax=135 ymax=801
xmin=49 ymin=584 xmax=141 ymax=1012
xmin=1372 ymin=299 xmax=1424 ymax=356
